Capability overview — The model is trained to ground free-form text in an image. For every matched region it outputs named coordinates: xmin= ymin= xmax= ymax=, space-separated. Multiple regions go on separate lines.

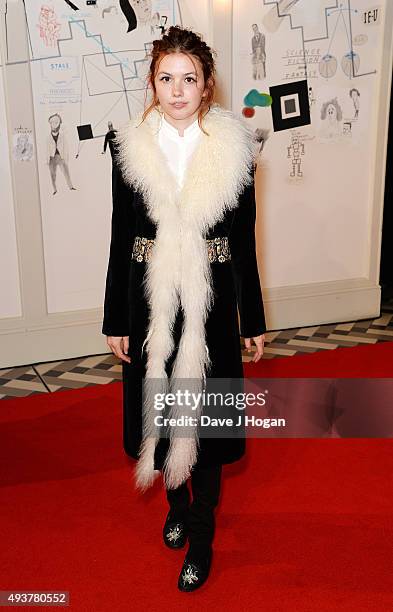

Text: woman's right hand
xmin=106 ymin=336 xmax=131 ymax=364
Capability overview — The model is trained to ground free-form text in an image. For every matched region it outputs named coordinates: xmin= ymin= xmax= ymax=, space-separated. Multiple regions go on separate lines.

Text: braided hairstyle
xmin=141 ymin=25 xmax=217 ymax=135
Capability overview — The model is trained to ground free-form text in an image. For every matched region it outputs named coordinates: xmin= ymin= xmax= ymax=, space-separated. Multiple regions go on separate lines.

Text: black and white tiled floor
xmin=1 ymin=311 xmax=392 ymax=400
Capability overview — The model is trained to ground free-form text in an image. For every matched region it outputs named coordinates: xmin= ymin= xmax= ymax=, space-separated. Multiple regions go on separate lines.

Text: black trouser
xmin=166 ymin=464 xmax=222 ymax=558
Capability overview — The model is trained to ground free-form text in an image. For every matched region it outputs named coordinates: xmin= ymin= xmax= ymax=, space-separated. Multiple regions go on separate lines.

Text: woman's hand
xmin=244 ymin=334 xmax=265 ymax=363
xmin=106 ymin=335 xmax=131 ymax=364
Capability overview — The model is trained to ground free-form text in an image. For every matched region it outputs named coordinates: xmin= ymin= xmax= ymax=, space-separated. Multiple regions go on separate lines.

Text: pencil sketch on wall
xmin=13 ymin=132 xmax=34 ymax=162
xmin=47 ymin=114 xmax=77 ymax=195
xmin=262 ymin=0 xmax=300 ymax=33
xmin=101 ymin=121 xmax=118 ymax=159
xmin=253 ymin=127 xmax=270 ymax=169
xmin=320 ymin=97 xmax=343 ymax=140
xmin=38 ymin=5 xmax=61 ymax=47
xmin=287 ymin=131 xmax=305 ymax=178
xmin=251 ymin=24 xmax=266 ymax=80
xmin=349 ymin=88 xmax=360 ymax=119
xmin=308 ymin=86 xmax=316 ymax=108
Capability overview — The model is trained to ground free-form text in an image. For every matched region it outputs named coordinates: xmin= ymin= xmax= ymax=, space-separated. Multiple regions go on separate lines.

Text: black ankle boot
xmin=177 ymin=546 xmax=213 ymax=592
xmin=163 ymin=511 xmax=188 ymax=549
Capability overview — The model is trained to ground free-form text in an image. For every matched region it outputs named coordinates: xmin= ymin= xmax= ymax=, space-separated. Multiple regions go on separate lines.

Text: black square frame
xmin=269 ymin=79 xmax=311 ymax=132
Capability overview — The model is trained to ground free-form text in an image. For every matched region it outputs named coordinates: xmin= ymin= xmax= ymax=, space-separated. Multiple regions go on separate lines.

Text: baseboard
xmin=263 ymin=277 xmax=381 ymax=331
xmin=0 ymin=277 xmax=381 ymax=368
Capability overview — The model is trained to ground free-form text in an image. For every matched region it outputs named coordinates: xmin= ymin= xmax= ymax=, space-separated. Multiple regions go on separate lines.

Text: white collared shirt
xmin=157 ymin=114 xmax=202 ymax=190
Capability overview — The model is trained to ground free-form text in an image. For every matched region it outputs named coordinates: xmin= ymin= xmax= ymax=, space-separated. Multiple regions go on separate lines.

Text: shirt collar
xmin=160 ymin=114 xmax=201 ymax=142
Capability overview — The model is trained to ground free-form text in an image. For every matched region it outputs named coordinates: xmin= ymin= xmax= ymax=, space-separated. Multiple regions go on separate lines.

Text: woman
xmin=102 ymin=25 xmax=266 ymax=592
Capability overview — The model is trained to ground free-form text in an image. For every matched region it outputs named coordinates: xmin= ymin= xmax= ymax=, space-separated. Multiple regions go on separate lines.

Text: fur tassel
xmin=134 ymin=437 xmax=160 ymax=491
xmin=134 ymin=374 xmax=169 ymax=491
xmin=162 ymin=437 xmax=199 ymax=490
xmin=162 ymin=376 xmax=205 ymax=489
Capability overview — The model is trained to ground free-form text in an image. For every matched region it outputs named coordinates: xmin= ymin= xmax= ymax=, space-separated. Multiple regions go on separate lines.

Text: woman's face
xmin=153 ymin=52 xmax=207 ymax=123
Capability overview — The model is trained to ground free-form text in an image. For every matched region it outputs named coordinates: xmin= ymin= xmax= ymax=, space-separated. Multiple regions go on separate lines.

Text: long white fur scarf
xmin=114 ymin=104 xmax=255 ymax=490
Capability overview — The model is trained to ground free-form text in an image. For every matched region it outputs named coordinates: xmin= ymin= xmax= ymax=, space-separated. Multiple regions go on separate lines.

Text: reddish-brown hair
xmin=140 ymin=25 xmax=217 ymax=135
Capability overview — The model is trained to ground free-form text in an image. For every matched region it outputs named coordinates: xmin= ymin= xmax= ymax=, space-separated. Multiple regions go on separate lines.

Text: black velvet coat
xmin=102 ymin=105 xmax=267 ymax=483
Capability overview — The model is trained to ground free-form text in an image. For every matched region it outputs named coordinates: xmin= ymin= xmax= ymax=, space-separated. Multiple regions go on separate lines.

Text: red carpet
xmin=244 ymin=339 xmax=393 ymax=377
xmin=1 ymin=342 xmax=393 ymax=610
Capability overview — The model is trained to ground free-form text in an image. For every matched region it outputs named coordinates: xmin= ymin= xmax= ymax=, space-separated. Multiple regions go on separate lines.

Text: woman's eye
xmin=159 ymin=76 xmax=196 ymax=83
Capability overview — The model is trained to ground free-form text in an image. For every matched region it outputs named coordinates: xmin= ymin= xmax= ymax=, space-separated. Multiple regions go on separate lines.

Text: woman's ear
xmin=202 ymin=76 xmax=213 ymax=99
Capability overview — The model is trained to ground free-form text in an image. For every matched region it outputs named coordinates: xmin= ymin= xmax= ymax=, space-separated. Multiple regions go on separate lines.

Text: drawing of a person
xmin=349 ymin=88 xmax=360 ymax=119
xmin=308 ymin=86 xmax=316 ymax=108
xmin=14 ymin=134 xmax=33 ymax=162
xmin=101 ymin=121 xmax=118 ymax=159
xmin=320 ymin=98 xmax=342 ymax=140
xmin=253 ymin=127 xmax=269 ymax=169
xmin=150 ymin=12 xmax=160 ymax=35
xmin=287 ymin=133 xmax=305 ymax=177
xmin=47 ymin=113 xmax=76 ymax=195
xmin=37 ymin=5 xmax=61 ymax=47
xmin=251 ymin=24 xmax=266 ymax=80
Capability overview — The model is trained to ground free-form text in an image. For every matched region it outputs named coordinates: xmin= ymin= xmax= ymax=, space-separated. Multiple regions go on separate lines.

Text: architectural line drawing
xmin=18 ymin=1 xmax=175 ymax=63
xmin=262 ymin=0 xmax=377 ymax=81
xmin=11 ymin=6 xmax=178 ymax=130
xmin=262 ymin=0 xmax=301 ymax=32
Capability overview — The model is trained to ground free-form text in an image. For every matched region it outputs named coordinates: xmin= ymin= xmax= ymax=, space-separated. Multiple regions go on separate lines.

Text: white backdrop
xmin=233 ymin=0 xmax=385 ymax=287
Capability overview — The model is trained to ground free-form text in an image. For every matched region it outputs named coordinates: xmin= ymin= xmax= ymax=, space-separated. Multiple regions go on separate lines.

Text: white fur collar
xmin=115 ymin=103 xmax=255 ymax=228
xmin=114 ymin=104 xmax=255 ymax=491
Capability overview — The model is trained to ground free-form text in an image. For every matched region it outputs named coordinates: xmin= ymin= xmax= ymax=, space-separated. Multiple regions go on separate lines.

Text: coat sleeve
xmin=102 ymin=156 xmax=135 ymax=337
xmin=229 ymin=169 xmax=267 ymax=338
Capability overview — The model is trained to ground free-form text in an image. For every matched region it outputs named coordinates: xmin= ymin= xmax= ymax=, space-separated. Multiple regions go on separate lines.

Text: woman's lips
xmin=172 ymin=102 xmax=187 ymax=108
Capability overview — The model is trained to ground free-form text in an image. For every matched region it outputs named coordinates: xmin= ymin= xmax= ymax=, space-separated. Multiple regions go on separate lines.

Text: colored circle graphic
xmin=242 ymin=107 xmax=255 ymax=118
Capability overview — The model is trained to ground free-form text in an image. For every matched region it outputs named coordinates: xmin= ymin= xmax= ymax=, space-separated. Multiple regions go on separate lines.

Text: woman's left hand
xmin=244 ymin=334 xmax=265 ymax=363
